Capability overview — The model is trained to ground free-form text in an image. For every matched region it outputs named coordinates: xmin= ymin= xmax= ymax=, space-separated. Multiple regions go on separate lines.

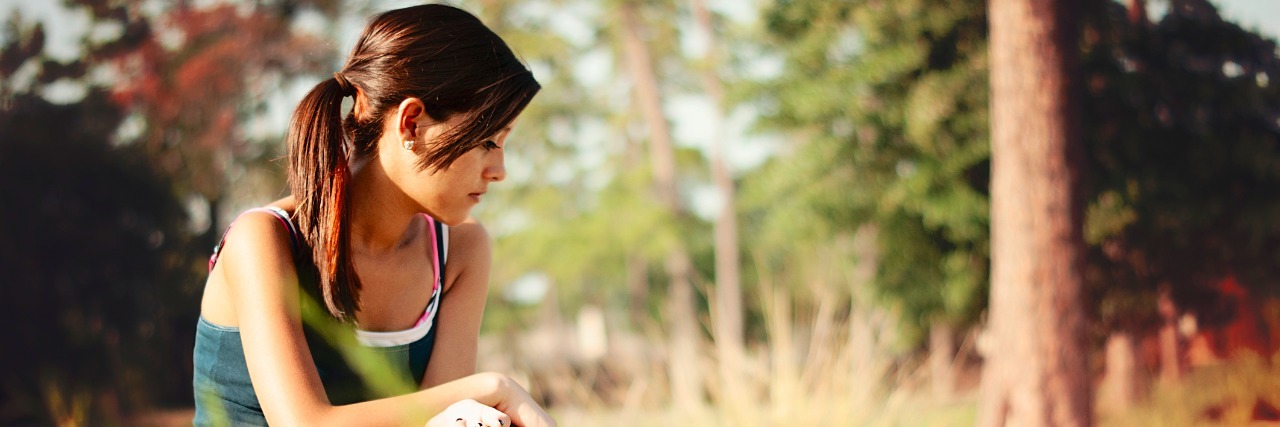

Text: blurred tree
xmin=1082 ymin=0 xmax=1280 ymax=336
xmin=687 ymin=0 xmax=748 ymax=406
xmin=0 ymin=91 xmax=192 ymax=424
xmin=0 ymin=13 xmax=189 ymax=421
xmin=0 ymin=0 xmax=339 ymax=422
xmin=615 ymin=0 xmax=707 ymax=408
xmin=977 ymin=0 xmax=1091 ymax=425
xmin=95 ymin=1 xmax=334 ymax=248
xmin=750 ymin=0 xmax=990 ymax=398
xmin=1080 ymin=0 xmax=1280 ymax=395
xmin=470 ymin=0 xmax=671 ymax=321
xmin=752 ymin=0 xmax=1280 ymax=405
xmin=476 ymin=0 xmax=744 ymax=409
xmin=475 ymin=0 xmax=671 ymax=320
xmin=470 ymin=0 xmax=714 ymax=408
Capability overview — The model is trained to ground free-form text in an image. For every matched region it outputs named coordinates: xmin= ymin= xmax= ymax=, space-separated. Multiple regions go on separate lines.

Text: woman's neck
xmin=347 ymin=153 xmax=421 ymax=256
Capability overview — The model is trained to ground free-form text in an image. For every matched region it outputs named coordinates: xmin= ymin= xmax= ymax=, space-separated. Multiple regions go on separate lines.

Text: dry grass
xmin=497 ymin=275 xmax=984 ymax=427
xmin=550 ymin=386 xmax=977 ymax=427
xmin=1101 ymin=352 xmax=1280 ymax=427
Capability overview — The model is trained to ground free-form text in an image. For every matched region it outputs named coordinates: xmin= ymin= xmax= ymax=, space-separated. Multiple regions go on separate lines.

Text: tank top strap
xmin=208 ymin=206 xmax=302 ymax=272
xmin=257 ymin=206 xmax=302 ymax=257
xmin=432 ymin=216 xmax=448 ymax=278
xmin=409 ymin=215 xmax=446 ymax=328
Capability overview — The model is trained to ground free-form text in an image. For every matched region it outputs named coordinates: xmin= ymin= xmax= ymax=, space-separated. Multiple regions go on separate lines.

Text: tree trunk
xmin=664 ymin=249 xmax=703 ymax=409
xmin=689 ymin=0 xmax=746 ymax=406
xmin=618 ymin=0 xmax=704 ymax=409
xmin=1157 ymin=285 xmax=1182 ymax=382
xmin=619 ymin=1 xmax=678 ymax=209
xmin=977 ymin=0 xmax=1091 ymax=426
xmin=1100 ymin=331 xmax=1139 ymax=414
xmin=627 ymin=255 xmax=650 ymax=329
xmin=849 ymin=225 xmax=880 ymax=380
xmin=930 ymin=321 xmax=956 ymax=401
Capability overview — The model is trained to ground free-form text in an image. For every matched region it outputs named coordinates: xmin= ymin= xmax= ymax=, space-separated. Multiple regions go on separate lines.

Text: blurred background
xmin=1 ymin=0 xmax=1278 ymax=425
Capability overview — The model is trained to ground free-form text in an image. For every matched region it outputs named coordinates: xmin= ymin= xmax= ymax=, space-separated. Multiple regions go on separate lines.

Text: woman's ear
xmin=396 ymin=97 xmax=429 ymax=140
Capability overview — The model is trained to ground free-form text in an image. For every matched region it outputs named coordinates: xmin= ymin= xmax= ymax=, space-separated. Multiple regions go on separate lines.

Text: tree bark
xmin=1100 ymin=331 xmax=1139 ymax=414
xmin=1157 ymin=285 xmax=1183 ymax=382
xmin=618 ymin=0 xmax=704 ymax=409
xmin=689 ymin=0 xmax=746 ymax=405
xmin=849 ymin=225 xmax=880 ymax=379
xmin=977 ymin=0 xmax=1092 ymax=426
xmin=627 ymin=255 xmax=650 ymax=328
xmin=930 ymin=321 xmax=956 ymax=401
xmin=663 ymin=249 xmax=702 ymax=409
xmin=619 ymin=1 xmax=679 ymax=209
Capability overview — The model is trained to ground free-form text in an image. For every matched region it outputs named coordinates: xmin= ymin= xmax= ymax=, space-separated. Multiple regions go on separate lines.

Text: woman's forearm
xmin=292 ymin=373 xmax=506 ymax=427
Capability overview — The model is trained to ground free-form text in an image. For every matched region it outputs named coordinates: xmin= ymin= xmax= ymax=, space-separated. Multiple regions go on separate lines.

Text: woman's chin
xmin=430 ymin=211 xmax=468 ymax=227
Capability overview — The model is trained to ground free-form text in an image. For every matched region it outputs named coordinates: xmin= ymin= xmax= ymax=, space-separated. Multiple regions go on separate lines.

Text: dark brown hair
xmin=285 ymin=4 xmax=540 ymax=321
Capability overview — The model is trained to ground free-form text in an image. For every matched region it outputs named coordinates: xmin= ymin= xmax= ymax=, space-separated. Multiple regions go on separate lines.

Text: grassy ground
xmin=552 ymin=396 xmax=977 ymax=427
xmin=553 ymin=355 xmax=1280 ymax=426
xmin=130 ymin=357 xmax=1279 ymax=427
xmin=1101 ymin=353 xmax=1280 ymax=427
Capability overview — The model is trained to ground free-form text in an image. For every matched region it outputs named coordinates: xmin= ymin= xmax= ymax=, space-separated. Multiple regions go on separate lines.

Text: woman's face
xmin=395 ymin=113 xmax=514 ymax=226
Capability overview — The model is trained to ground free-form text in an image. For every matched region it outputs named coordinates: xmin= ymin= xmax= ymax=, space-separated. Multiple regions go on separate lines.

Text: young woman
xmin=192 ymin=5 xmax=553 ymax=426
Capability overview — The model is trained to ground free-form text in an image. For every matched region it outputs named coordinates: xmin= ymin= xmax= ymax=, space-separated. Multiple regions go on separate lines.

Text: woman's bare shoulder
xmin=448 ymin=217 xmax=490 ymax=247
xmin=217 ymin=209 xmax=298 ymax=279
xmin=202 ymin=203 xmax=301 ymax=326
xmin=443 ymin=217 xmax=491 ymax=284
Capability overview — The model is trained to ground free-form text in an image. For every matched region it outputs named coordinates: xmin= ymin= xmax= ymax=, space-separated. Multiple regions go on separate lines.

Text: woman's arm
xmin=418 ymin=218 xmax=555 ymax=426
xmin=217 ymin=212 xmax=549 ymax=426
xmin=217 ymin=212 xmax=331 ymax=424
xmin=421 ymin=217 xmax=492 ymax=388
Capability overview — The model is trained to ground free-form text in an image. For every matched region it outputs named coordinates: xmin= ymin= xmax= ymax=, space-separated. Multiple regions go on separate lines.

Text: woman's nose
xmin=484 ymin=152 xmax=506 ymax=182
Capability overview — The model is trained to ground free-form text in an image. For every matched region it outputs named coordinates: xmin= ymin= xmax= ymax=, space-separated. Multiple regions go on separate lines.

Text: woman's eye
xmin=483 ymin=140 xmax=500 ymax=150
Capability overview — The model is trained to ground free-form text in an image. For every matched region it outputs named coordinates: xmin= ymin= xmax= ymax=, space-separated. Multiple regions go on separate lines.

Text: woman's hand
xmin=425 ymin=373 xmax=554 ymax=427
xmin=426 ymin=399 xmax=509 ymax=427
xmin=489 ymin=375 xmax=556 ymax=427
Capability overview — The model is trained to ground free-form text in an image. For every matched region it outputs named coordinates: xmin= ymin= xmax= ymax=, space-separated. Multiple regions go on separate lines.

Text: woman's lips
xmin=469 ymin=192 xmax=484 ymax=202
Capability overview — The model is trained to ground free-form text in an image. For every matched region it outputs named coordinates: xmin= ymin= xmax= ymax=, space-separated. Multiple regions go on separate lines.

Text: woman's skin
xmin=198 ymin=96 xmax=552 ymax=426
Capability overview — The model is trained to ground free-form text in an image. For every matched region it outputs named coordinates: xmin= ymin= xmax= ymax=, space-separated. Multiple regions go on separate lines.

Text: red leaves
xmin=99 ymin=3 xmax=332 ymax=195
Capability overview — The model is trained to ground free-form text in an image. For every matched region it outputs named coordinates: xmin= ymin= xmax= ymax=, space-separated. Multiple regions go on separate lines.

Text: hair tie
xmin=333 ymin=72 xmax=355 ymax=96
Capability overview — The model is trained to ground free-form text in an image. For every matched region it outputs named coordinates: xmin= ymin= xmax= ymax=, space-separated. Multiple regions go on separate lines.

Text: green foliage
xmin=0 ymin=1 xmax=338 ymax=422
xmin=749 ymin=0 xmax=990 ymax=346
xmin=0 ymin=9 xmax=198 ymax=423
xmin=0 ymin=89 xmax=194 ymax=421
xmin=1080 ymin=0 xmax=1280 ymax=329
xmin=753 ymin=0 xmax=1280 ymax=348
xmin=478 ymin=0 xmax=718 ymax=328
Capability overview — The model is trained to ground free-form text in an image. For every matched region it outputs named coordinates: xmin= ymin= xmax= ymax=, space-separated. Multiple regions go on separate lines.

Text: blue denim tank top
xmin=192 ymin=207 xmax=446 ymax=426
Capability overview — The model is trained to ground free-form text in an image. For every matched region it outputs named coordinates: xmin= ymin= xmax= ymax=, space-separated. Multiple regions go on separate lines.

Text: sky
xmin=1213 ymin=0 xmax=1280 ymax=37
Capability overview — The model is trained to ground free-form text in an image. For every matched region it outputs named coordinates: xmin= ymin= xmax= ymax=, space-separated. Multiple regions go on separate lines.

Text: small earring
xmin=403 ymin=139 xmax=415 ymax=150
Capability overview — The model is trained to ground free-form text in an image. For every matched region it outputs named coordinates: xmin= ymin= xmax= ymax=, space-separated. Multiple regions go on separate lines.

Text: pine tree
xmin=977 ymin=0 xmax=1091 ymax=424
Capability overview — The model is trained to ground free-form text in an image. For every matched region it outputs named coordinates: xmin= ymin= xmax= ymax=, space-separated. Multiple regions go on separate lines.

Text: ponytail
xmin=286 ymin=76 xmax=360 ymax=321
